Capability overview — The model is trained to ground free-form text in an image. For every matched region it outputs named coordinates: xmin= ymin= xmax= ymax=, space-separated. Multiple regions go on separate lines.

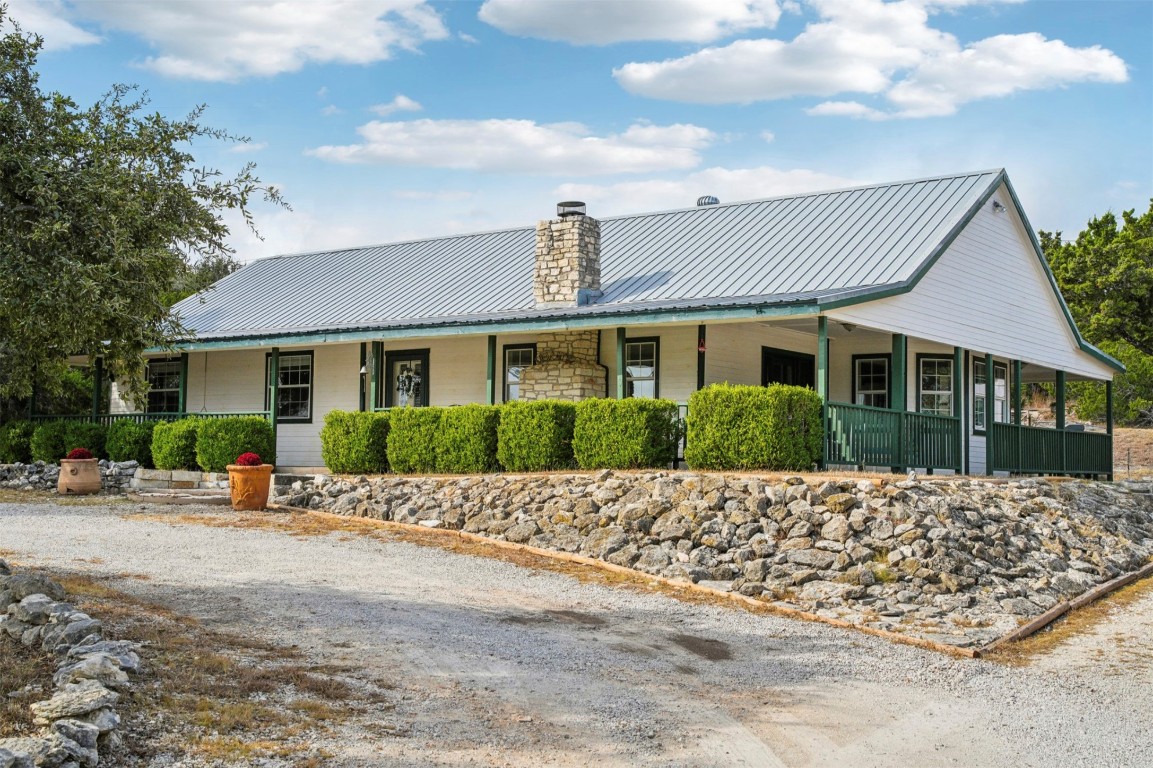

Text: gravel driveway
xmin=2 ymin=499 xmax=1151 ymax=767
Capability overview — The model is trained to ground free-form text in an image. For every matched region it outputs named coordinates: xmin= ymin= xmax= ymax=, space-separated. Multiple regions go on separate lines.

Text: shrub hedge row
xmin=572 ymin=398 xmax=680 ymax=470
xmin=320 ymin=411 xmax=390 ymax=474
xmin=386 ymin=406 xmax=445 ymax=474
xmin=105 ymin=421 xmax=156 ymax=468
xmin=196 ymin=417 xmax=277 ymax=472
xmin=0 ymin=420 xmax=35 ymax=463
xmin=684 ymin=383 xmax=822 ymax=471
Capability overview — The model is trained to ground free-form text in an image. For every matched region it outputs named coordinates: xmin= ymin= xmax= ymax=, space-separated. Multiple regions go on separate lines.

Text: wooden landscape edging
xmin=266 ymin=503 xmax=982 ymax=660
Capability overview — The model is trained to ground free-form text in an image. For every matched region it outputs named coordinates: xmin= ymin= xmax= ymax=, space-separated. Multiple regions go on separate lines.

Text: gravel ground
xmin=2 ymin=499 xmax=1151 ymax=767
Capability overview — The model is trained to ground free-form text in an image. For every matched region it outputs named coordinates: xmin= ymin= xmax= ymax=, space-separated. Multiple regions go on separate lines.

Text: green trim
xmin=178 ymin=353 xmax=189 ymax=415
xmin=615 ymin=328 xmax=626 ymax=400
xmin=1106 ymin=380 xmax=1114 ymax=436
xmin=983 ymin=353 xmax=994 ymax=471
xmin=358 ymin=343 xmax=367 ymax=412
xmin=850 ymin=353 xmax=891 ymax=408
xmin=963 ymin=350 xmax=970 ymax=474
xmin=369 ymin=341 xmax=382 ymax=410
xmin=265 ymin=349 xmax=313 ymax=424
xmin=817 ymin=317 xmax=828 ymax=468
xmin=696 ymin=324 xmax=706 ymax=391
xmin=953 ymin=347 xmax=964 ymax=474
xmin=1012 ymin=359 xmax=1022 ymax=426
xmin=485 ymin=335 xmax=497 ymax=405
xmin=268 ymin=348 xmax=279 ymax=452
xmin=915 ymin=352 xmax=954 ymax=417
xmin=891 ymin=335 xmax=907 ymax=412
xmin=383 ymin=348 xmax=430 ymax=408
xmin=501 ymin=342 xmax=536 ymax=403
xmin=624 ymin=335 xmax=660 ymax=398
xmin=1055 ymin=370 xmax=1066 ymax=431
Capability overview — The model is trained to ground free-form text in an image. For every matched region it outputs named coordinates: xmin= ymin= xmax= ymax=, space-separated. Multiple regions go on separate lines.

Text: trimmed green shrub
xmin=196 ymin=417 xmax=276 ymax=472
xmin=497 ymin=400 xmax=577 ymax=472
xmin=573 ymin=398 xmax=680 ymax=470
xmin=106 ymin=420 xmax=157 ymax=467
xmin=0 ymin=420 xmax=36 ymax=463
xmin=387 ymin=407 xmax=444 ymax=474
xmin=151 ymin=418 xmax=201 ymax=471
xmin=436 ymin=405 xmax=501 ymax=474
xmin=30 ymin=421 xmax=69 ymax=463
xmin=320 ymin=410 xmax=390 ymax=474
xmin=684 ymin=383 xmax=822 ymax=471
xmin=63 ymin=422 xmax=107 ymax=459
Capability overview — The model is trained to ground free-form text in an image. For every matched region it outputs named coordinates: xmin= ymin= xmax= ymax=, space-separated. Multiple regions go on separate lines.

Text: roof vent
xmin=557 ymin=200 xmax=586 ymax=219
xmin=697 ymin=195 xmax=720 ymax=207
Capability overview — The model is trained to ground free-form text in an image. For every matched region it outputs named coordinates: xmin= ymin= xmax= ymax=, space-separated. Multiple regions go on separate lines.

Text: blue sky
xmin=9 ymin=0 xmax=1152 ymax=262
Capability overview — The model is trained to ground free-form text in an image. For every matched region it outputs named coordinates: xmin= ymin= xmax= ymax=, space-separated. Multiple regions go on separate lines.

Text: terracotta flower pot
xmin=58 ymin=458 xmax=102 ymax=495
xmin=227 ymin=464 xmax=274 ymax=511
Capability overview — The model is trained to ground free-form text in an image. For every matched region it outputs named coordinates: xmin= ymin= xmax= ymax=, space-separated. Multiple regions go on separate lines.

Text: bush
xmin=497 ymin=400 xmax=576 ymax=472
xmin=320 ymin=410 xmax=390 ymax=475
xmin=573 ymin=398 xmax=680 ymax=470
xmin=106 ymin=420 xmax=157 ymax=467
xmin=684 ymin=383 xmax=822 ymax=471
xmin=436 ymin=405 xmax=500 ymax=474
xmin=387 ymin=407 xmax=444 ymax=474
xmin=63 ymin=422 xmax=107 ymax=459
xmin=30 ymin=421 xmax=69 ymax=463
xmin=151 ymin=418 xmax=201 ymax=471
xmin=0 ymin=420 xmax=36 ymax=463
xmin=196 ymin=417 xmax=277 ymax=472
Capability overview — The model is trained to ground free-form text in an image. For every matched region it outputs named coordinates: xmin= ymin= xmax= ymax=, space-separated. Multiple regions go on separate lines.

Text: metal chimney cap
xmin=557 ymin=200 xmax=586 ymax=219
xmin=697 ymin=195 xmax=720 ymax=207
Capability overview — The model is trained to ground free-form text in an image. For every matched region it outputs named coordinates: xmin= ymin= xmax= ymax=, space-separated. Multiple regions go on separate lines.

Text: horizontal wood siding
xmin=601 ymin=324 xmax=696 ymax=401
xmin=706 ymin=323 xmax=814 ymax=389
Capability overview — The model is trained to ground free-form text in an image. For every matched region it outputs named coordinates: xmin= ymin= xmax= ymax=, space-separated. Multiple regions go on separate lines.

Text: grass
xmin=0 ymin=636 xmax=56 ymax=737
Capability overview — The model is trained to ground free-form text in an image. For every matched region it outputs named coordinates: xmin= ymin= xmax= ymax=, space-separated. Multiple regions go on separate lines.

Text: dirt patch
xmin=668 ymin=634 xmax=733 ymax=661
xmin=1114 ymin=427 xmax=1153 ymax=476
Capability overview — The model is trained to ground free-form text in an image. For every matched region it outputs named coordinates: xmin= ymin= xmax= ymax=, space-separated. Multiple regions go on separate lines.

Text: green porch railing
xmin=988 ymin=422 xmax=1112 ymax=478
xmin=31 ymin=411 xmax=273 ymax=426
xmin=825 ymin=401 xmax=961 ymax=472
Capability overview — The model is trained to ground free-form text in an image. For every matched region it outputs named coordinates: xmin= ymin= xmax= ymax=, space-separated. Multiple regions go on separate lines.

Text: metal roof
xmin=173 ymin=169 xmax=1005 ymax=341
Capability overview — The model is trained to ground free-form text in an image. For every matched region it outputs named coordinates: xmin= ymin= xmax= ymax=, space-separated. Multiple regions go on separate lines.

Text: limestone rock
xmin=30 ymin=681 xmax=119 ymax=724
xmin=825 ymin=493 xmax=857 ymax=514
xmin=54 ymin=653 xmax=130 ymax=689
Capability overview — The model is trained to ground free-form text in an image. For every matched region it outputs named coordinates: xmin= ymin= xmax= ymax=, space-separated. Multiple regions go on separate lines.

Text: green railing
xmin=988 ymin=422 xmax=1112 ymax=478
xmin=31 ymin=411 xmax=272 ymax=425
xmin=825 ymin=401 xmax=961 ymax=472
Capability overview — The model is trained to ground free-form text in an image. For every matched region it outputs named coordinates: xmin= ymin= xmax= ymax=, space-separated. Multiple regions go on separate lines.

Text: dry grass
xmin=0 ymin=636 xmax=56 ymax=737
xmin=1114 ymin=427 xmax=1153 ymax=477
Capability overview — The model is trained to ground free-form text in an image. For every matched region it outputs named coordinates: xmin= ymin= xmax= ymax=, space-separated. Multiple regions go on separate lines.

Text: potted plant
xmin=58 ymin=448 xmax=102 ymax=495
xmin=227 ymin=452 xmax=273 ymax=511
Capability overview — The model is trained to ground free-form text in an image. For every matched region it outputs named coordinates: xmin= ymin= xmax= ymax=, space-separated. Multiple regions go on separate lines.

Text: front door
xmin=384 ymin=349 xmax=430 ymax=408
xmin=761 ymin=347 xmax=815 ymax=388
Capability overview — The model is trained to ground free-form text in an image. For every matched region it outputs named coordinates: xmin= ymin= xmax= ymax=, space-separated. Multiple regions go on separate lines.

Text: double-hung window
xmin=624 ymin=338 xmax=659 ymax=398
xmin=146 ymin=359 xmax=181 ymax=414
xmin=852 ymin=355 xmax=889 ymax=408
xmin=973 ymin=358 xmax=1008 ymax=432
xmin=503 ymin=344 xmax=536 ymax=402
xmin=266 ymin=351 xmax=314 ymax=422
xmin=917 ymin=357 xmax=953 ymax=416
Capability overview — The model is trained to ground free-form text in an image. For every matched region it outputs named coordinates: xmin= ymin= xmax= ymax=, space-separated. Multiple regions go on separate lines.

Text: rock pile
xmin=275 ymin=472 xmax=1153 ymax=648
xmin=0 ymin=462 xmax=138 ymax=495
xmin=0 ymin=561 xmax=138 ymax=768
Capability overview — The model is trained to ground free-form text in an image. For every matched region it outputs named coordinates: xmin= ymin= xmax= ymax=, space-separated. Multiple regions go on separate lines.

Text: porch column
xmin=358 ymin=343 xmax=367 ymax=412
xmin=696 ymin=324 xmax=706 ymax=391
xmin=953 ymin=347 xmax=964 ymax=474
xmin=486 ymin=335 xmax=497 ymax=405
xmin=91 ymin=357 xmax=103 ymax=422
xmin=615 ymin=327 xmax=626 ymax=399
xmin=1012 ymin=359 xmax=1022 ymax=425
xmin=268 ymin=347 xmax=280 ymax=456
xmin=817 ymin=317 xmax=828 ymax=469
xmin=178 ymin=353 xmax=189 ymax=417
xmin=984 ymin=352 xmax=994 ymax=476
xmin=890 ymin=333 xmax=906 ymax=472
xmin=1106 ymin=379 xmax=1114 ymax=435
xmin=369 ymin=341 xmax=382 ymax=410
xmin=1055 ymin=370 xmax=1066 ymax=430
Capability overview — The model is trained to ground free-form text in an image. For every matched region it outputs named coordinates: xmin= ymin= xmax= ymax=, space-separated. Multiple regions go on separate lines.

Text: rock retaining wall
xmin=0 ymin=560 xmax=138 ymax=768
xmin=274 ymin=472 xmax=1153 ymax=648
xmin=0 ymin=463 xmax=139 ymax=495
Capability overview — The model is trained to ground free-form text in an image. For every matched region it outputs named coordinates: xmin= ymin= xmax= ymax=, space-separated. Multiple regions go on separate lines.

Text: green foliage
xmin=319 ymin=410 xmax=390 ymax=475
xmin=1071 ymin=341 xmax=1153 ymax=426
xmin=105 ymin=420 xmax=156 ymax=467
xmin=150 ymin=418 xmax=201 ymax=471
xmin=684 ymin=383 xmax=822 ymax=471
xmin=0 ymin=13 xmax=283 ymax=402
xmin=387 ymin=407 xmax=444 ymax=474
xmin=496 ymin=400 xmax=577 ymax=472
xmin=572 ymin=398 xmax=680 ymax=470
xmin=0 ymin=419 xmax=34 ymax=462
xmin=29 ymin=421 xmax=68 ymax=463
xmin=195 ymin=417 xmax=276 ymax=472
xmin=436 ymin=405 xmax=501 ymax=474
xmin=63 ymin=422 xmax=107 ymax=458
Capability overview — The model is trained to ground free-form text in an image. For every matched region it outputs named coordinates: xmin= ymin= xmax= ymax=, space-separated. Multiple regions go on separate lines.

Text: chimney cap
xmin=557 ymin=200 xmax=586 ymax=219
xmin=696 ymin=195 xmax=720 ymax=207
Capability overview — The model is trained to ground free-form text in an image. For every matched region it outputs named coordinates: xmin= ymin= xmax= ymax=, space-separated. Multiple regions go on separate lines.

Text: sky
xmin=7 ymin=0 xmax=1152 ymax=263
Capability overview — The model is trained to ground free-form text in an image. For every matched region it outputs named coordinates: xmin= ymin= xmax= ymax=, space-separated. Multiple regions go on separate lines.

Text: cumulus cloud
xmin=478 ymin=0 xmax=781 ymax=45
xmin=5 ymin=0 xmax=101 ymax=50
xmin=554 ymin=165 xmax=859 ymax=215
xmin=308 ymin=119 xmax=716 ymax=175
xmin=370 ymin=94 xmax=423 ymax=116
xmin=67 ymin=0 xmax=448 ymax=81
xmin=615 ymin=0 xmax=1127 ymax=117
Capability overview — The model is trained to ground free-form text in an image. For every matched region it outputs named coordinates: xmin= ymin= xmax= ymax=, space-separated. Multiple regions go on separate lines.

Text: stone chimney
xmin=534 ymin=201 xmax=601 ymax=308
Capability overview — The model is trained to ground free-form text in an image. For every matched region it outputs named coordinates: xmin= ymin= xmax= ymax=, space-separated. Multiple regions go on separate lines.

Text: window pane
xmin=625 ymin=340 xmax=658 ymax=398
xmin=269 ymin=353 xmax=312 ymax=420
xmin=392 ymin=358 xmax=424 ymax=407
xmin=504 ymin=346 xmax=534 ymax=402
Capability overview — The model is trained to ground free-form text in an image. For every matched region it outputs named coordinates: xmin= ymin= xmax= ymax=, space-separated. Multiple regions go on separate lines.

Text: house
xmin=104 ymin=169 xmax=1120 ymax=477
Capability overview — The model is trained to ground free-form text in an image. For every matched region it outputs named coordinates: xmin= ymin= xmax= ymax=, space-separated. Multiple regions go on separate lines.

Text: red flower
xmin=235 ymin=452 xmax=263 ymax=466
xmin=66 ymin=448 xmax=94 ymax=460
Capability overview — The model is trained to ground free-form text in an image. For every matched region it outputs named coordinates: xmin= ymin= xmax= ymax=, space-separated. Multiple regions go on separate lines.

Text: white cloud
xmin=227 ymin=141 xmax=268 ymax=153
xmin=316 ymin=86 xmax=329 ymax=99
xmin=478 ymin=0 xmax=781 ymax=45
xmin=321 ymin=105 xmax=343 ymax=116
xmin=554 ymin=165 xmax=859 ymax=215
xmin=370 ymin=94 xmax=423 ymax=116
xmin=68 ymin=0 xmax=449 ymax=81
xmin=393 ymin=189 xmax=474 ymax=202
xmin=760 ymin=130 xmax=776 ymax=143
xmin=614 ymin=0 xmax=1127 ymax=117
xmin=308 ymin=119 xmax=716 ymax=175
xmin=5 ymin=0 xmax=101 ymax=50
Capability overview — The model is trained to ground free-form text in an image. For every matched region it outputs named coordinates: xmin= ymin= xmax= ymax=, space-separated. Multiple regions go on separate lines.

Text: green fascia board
xmin=816 ymin=169 xmax=1124 ymax=375
xmin=156 ymin=300 xmax=818 ymax=353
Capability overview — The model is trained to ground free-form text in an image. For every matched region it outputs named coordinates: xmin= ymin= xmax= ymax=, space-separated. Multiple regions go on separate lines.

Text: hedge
xmin=151 ymin=418 xmax=201 ymax=471
xmin=436 ymin=405 xmax=500 ymax=474
xmin=684 ymin=383 xmax=822 ymax=471
xmin=30 ymin=421 xmax=70 ymax=463
xmin=573 ymin=398 xmax=680 ymax=470
xmin=320 ymin=410 xmax=390 ymax=474
xmin=196 ymin=417 xmax=277 ymax=472
xmin=496 ymin=400 xmax=576 ymax=472
xmin=387 ymin=407 xmax=444 ymax=474
xmin=0 ymin=420 xmax=36 ymax=463
xmin=63 ymin=422 xmax=107 ymax=459
xmin=106 ymin=421 xmax=156 ymax=467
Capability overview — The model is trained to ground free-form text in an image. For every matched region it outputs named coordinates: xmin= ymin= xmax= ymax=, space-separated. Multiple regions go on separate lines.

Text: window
xmin=918 ymin=356 xmax=953 ymax=416
xmin=852 ymin=355 xmax=889 ymax=408
xmin=625 ymin=338 xmax=659 ymax=398
xmin=266 ymin=352 xmax=313 ymax=422
xmin=146 ymin=359 xmax=181 ymax=413
xmin=973 ymin=358 xmax=1008 ymax=432
xmin=383 ymin=349 xmax=429 ymax=408
xmin=503 ymin=344 xmax=536 ymax=402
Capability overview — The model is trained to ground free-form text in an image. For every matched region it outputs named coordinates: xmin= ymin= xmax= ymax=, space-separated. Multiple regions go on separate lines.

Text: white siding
xmin=828 ymin=182 xmax=1115 ymax=381
xmin=600 ymin=325 xmax=697 ymax=402
xmin=706 ymin=323 xmax=814 ymax=389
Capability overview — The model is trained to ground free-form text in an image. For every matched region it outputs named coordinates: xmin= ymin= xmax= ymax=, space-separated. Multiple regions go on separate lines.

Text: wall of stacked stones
xmin=0 ymin=462 xmax=139 ymax=494
xmin=275 ymin=471 xmax=1153 ymax=648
